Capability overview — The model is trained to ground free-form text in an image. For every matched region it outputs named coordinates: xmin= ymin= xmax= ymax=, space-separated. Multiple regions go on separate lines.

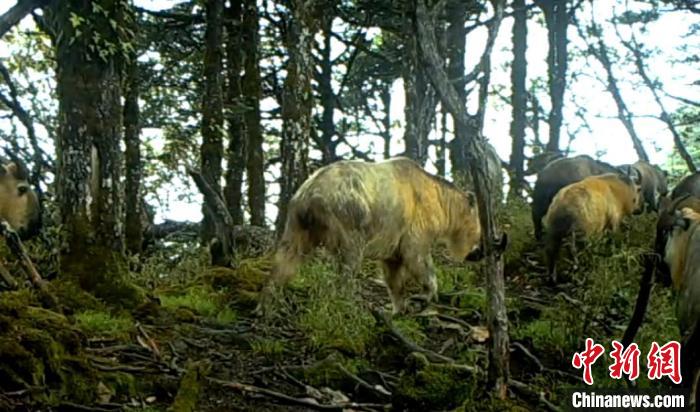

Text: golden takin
xmin=662 ymin=206 xmax=700 ymax=402
xmin=259 ymin=157 xmax=492 ymax=315
xmin=0 ymin=156 xmax=41 ymax=240
xmin=543 ymin=172 xmax=643 ymax=282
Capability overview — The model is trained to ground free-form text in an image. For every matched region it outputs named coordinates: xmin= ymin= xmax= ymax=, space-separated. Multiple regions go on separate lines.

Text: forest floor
xmin=0 ymin=200 xmax=682 ymax=411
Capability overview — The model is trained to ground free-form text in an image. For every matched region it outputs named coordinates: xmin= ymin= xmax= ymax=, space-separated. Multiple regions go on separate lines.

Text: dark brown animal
xmin=532 ymin=155 xmax=620 ymax=240
xmin=618 ymin=161 xmax=668 ymax=211
xmin=543 ymin=173 xmax=643 ymax=282
xmin=0 ymin=157 xmax=41 ymax=240
xmin=671 ymin=172 xmax=700 ymax=200
xmin=662 ymin=207 xmax=700 ymax=400
xmin=259 ymin=157 xmax=486 ymax=315
xmin=655 ymin=195 xmax=700 ymax=287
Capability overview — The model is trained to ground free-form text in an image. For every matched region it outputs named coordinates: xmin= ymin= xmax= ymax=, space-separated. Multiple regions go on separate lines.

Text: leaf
xmin=69 ymin=13 xmax=84 ymax=29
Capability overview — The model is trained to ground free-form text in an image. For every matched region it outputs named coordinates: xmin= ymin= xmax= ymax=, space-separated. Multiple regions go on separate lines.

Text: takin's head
xmin=0 ymin=158 xmax=41 ymax=240
xmin=614 ymin=169 xmax=645 ymax=215
xmin=444 ymin=191 xmax=508 ymax=262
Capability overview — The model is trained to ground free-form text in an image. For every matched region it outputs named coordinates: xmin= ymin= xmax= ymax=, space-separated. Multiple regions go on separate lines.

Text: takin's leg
xmin=404 ymin=252 xmax=438 ymax=304
xmin=381 ymin=257 xmax=409 ymax=315
xmin=254 ymin=241 xmax=305 ymax=316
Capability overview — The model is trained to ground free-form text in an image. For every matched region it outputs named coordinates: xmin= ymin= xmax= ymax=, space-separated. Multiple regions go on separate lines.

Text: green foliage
xmin=74 ymin=310 xmax=133 ymax=338
xmin=159 ymin=287 xmax=219 ymax=317
xmin=250 ymin=338 xmax=285 ymax=359
xmin=292 ymin=261 xmax=376 ymax=355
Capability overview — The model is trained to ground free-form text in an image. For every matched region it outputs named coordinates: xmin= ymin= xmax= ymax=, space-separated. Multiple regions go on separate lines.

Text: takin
xmin=671 ymin=171 xmax=700 ymax=200
xmin=543 ymin=173 xmax=643 ymax=282
xmin=662 ymin=206 xmax=700 ymax=400
xmin=532 ymin=155 xmax=620 ymax=241
xmin=655 ymin=194 xmax=700 ymax=287
xmin=259 ymin=157 xmax=496 ymax=315
xmin=618 ymin=161 xmax=668 ymax=211
xmin=0 ymin=157 xmax=41 ymax=240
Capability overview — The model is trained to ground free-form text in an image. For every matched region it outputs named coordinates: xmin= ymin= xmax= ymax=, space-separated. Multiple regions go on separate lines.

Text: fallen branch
xmin=622 ymin=253 xmax=656 ymax=348
xmin=210 ymin=377 xmax=389 ymax=411
xmin=509 ymin=379 xmax=561 ymax=412
xmin=0 ymin=260 xmax=17 ymax=289
xmin=371 ymin=309 xmax=454 ymax=364
xmin=336 ymin=363 xmax=392 ymax=398
xmin=0 ymin=221 xmax=59 ymax=310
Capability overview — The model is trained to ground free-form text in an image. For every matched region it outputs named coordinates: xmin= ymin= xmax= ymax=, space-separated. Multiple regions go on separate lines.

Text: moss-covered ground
xmin=0 ymin=199 xmax=683 ymax=411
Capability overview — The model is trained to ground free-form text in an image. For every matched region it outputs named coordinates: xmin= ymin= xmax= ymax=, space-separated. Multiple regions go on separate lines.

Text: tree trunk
xmin=223 ymin=0 xmax=246 ymax=225
xmin=275 ymin=0 xmax=317 ymax=235
xmin=242 ymin=0 xmax=266 ymax=227
xmin=508 ymin=0 xmax=527 ymax=199
xmin=124 ymin=53 xmax=143 ymax=255
xmin=402 ymin=0 xmax=437 ymax=166
xmin=318 ymin=14 xmax=338 ymax=165
xmin=415 ymin=0 xmax=509 ymax=397
xmin=49 ymin=0 xmax=143 ymax=307
xmin=380 ymin=85 xmax=392 ymax=160
xmin=445 ymin=0 xmax=468 ymax=180
xmin=581 ymin=21 xmax=648 ymax=162
xmin=200 ymin=0 xmax=225 ymax=242
xmin=536 ymin=0 xmax=568 ymax=154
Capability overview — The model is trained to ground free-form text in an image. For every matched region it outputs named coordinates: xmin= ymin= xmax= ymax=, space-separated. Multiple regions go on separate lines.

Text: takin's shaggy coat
xmin=0 ymin=157 xmax=41 ymax=240
xmin=663 ymin=206 xmax=700 ymax=403
xmin=619 ymin=161 xmax=668 ymax=211
xmin=262 ymin=157 xmax=482 ymax=314
xmin=531 ymin=155 xmax=620 ymax=241
xmin=543 ymin=173 xmax=642 ymax=281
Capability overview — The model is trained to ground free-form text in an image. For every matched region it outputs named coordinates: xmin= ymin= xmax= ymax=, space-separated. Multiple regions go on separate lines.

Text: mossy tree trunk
xmin=223 ymin=0 xmax=246 ymax=226
xmin=48 ymin=0 xmax=143 ymax=307
xmin=242 ymin=0 xmax=266 ymax=227
xmin=416 ymin=0 xmax=510 ymax=397
xmin=200 ymin=0 xmax=225 ymax=243
xmin=275 ymin=0 xmax=318 ymax=235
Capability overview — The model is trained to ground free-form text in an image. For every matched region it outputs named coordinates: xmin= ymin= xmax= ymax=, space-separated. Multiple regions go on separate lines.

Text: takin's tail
xmin=545 ymin=207 xmax=576 ymax=283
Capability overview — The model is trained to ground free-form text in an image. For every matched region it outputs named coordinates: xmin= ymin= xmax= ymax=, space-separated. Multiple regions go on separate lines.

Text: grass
xmin=74 ymin=310 xmax=134 ymax=338
xmin=160 ymin=287 xmax=219 ymax=317
xmin=291 ymin=260 xmax=376 ymax=355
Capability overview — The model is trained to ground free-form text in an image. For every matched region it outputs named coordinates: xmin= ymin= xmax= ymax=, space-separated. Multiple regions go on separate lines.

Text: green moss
xmin=213 ymin=307 xmax=237 ymax=325
xmin=394 ymin=353 xmax=477 ymax=410
xmin=167 ymin=361 xmax=209 ymax=412
xmin=60 ymin=245 xmax=145 ymax=308
xmin=392 ymin=318 xmax=427 ymax=346
xmin=250 ymin=337 xmax=285 ymax=359
xmin=160 ymin=287 xmax=219 ymax=317
xmin=74 ymin=310 xmax=134 ymax=338
xmin=302 ymin=352 xmax=369 ymax=388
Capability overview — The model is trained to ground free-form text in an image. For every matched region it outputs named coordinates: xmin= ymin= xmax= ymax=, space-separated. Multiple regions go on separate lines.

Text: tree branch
xmin=0 ymin=0 xmax=50 ymax=39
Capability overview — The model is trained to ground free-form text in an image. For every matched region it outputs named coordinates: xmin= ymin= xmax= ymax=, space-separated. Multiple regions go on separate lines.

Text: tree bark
xmin=242 ymin=0 xmax=266 ymax=227
xmin=508 ymin=0 xmax=527 ymax=199
xmin=318 ymin=14 xmax=338 ymax=165
xmin=223 ymin=0 xmax=246 ymax=225
xmin=124 ymin=53 xmax=143 ymax=255
xmin=49 ymin=0 xmax=143 ymax=307
xmin=200 ymin=0 xmax=225 ymax=242
xmin=446 ymin=0 xmax=468 ymax=179
xmin=402 ymin=0 xmax=437 ymax=166
xmin=535 ymin=0 xmax=568 ymax=154
xmin=275 ymin=0 xmax=318 ymax=235
xmin=415 ymin=0 xmax=509 ymax=397
xmin=380 ymin=85 xmax=392 ymax=160
xmin=580 ymin=20 xmax=649 ymax=162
